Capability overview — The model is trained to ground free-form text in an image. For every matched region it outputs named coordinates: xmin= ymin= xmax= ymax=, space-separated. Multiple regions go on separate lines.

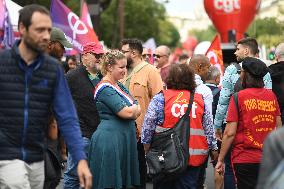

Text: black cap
xmin=242 ymin=57 xmax=269 ymax=78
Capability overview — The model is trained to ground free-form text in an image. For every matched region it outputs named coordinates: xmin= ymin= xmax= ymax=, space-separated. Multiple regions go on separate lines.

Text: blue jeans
xmin=63 ymin=137 xmax=90 ymax=189
xmin=222 ymin=123 xmax=236 ymax=189
xmin=154 ymin=166 xmax=201 ymax=189
xmin=224 ymin=150 xmax=236 ymax=189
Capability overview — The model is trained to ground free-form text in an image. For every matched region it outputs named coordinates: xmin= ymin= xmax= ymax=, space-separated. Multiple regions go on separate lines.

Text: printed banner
xmin=0 ymin=0 xmax=15 ymax=49
xmin=81 ymin=0 xmax=93 ymax=29
xmin=50 ymin=0 xmax=99 ymax=52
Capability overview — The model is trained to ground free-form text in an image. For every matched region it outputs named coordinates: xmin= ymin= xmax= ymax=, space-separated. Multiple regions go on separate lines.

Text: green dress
xmin=89 ymin=82 xmax=140 ymax=189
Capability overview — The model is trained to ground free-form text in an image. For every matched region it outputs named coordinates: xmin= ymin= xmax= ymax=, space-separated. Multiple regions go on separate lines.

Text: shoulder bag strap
xmin=172 ymin=91 xmax=194 ymax=129
xmin=184 ymin=91 xmax=195 ymax=117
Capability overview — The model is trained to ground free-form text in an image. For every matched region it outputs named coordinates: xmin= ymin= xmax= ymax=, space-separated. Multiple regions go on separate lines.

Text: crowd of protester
xmin=0 ymin=3 xmax=284 ymax=189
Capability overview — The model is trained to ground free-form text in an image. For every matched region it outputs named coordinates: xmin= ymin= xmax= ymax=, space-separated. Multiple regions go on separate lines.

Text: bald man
xmin=269 ymin=43 xmax=284 ymax=122
xmin=189 ymin=55 xmax=218 ymax=188
xmin=154 ymin=45 xmax=171 ymax=87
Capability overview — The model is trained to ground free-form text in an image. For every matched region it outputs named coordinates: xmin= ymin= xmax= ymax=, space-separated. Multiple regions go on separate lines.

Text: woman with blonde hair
xmin=89 ymin=50 xmax=141 ymax=189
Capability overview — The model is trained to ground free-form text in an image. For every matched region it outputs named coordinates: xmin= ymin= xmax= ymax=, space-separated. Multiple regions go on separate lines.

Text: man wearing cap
xmin=44 ymin=26 xmax=73 ymax=189
xmin=64 ymin=42 xmax=104 ymax=188
xmin=216 ymin=57 xmax=282 ymax=189
xmin=47 ymin=27 xmax=72 ymax=60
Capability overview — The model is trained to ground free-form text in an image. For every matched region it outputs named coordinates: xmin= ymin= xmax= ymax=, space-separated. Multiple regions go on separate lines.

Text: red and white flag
xmin=205 ymin=34 xmax=224 ymax=74
xmin=81 ymin=1 xmax=93 ymax=29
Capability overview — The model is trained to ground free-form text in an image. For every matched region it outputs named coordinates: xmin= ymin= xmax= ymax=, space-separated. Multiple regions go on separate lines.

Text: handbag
xmin=44 ymin=147 xmax=62 ymax=189
xmin=146 ymin=92 xmax=194 ymax=181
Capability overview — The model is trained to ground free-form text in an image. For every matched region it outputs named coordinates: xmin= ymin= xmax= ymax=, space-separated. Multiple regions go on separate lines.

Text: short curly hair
xmin=100 ymin=50 xmax=125 ymax=76
xmin=166 ymin=64 xmax=196 ymax=93
xmin=120 ymin=38 xmax=143 ymax=55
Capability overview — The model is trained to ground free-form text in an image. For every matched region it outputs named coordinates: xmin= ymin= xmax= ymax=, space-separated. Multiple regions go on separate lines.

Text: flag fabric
xmin=0 ymin=0 xmax=15 ymax=49
xmin=205 ymin=34 xmax=224 ymax=74
xmin=81 ymin=0 xmax=93 ymax=29
xmin=143 ymin=38 xmax=156 ymax=64
xmin=50 ymin=0 xmax=99 ymax=52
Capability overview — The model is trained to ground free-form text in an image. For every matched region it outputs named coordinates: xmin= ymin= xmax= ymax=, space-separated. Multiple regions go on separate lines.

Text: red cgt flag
xmin=205 ymin=34 xmax=224 ymax=74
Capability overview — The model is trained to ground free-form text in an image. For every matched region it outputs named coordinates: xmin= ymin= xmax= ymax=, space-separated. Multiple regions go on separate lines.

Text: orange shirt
xmin=126 ymin=62 xmax=163 ymax=136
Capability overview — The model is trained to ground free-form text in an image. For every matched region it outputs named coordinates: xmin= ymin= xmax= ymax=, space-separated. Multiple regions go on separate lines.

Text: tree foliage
xmin=14 ymin=0 xmax=180 ymax=48
xmin=247 ymin=17 xmax=284 ymax=48
xmin=187 ymin=16 xmax=284 ymax=49
xmin=188 ymin=25 xmax=217 ymax=42
xmin=99 ymin=0 xmax=180 ymax=48
xmin=13 ymin=0 xmax=81 ymax=15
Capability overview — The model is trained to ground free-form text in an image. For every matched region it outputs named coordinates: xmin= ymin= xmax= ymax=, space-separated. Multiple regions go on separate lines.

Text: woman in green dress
xmin=89 ymin=50 xmax=141 ymax=189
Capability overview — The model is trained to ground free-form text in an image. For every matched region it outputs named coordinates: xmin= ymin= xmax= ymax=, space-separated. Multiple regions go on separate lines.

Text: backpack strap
xmin=233 ymin=92 xmax=239 ymax=116
xmin=232 ymin=63 xmax=241 ymax=74
xmin=212 ymin=87 xmax=221 ymax=97
xmin=232 ymin=63 xmax=243 ymax=92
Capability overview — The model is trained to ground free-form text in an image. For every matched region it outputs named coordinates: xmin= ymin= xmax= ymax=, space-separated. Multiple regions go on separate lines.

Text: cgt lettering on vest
xmin=172 ymin=92 xmax=197 ymax=118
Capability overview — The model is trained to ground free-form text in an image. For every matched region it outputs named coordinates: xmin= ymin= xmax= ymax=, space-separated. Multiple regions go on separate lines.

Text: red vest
xmin=159 ymin=89 xmax=208 ymax=166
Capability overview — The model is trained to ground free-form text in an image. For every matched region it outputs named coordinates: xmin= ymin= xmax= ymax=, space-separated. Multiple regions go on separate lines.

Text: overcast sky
xmin=157 ymin=0 xmax=203 ymax=16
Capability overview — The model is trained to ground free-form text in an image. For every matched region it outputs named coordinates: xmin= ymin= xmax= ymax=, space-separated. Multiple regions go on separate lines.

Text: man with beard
xmin=213 ymin=37 xmax=272 ymax=189
xmin=44 ymin=27 xmax=73 ymax=189
xmin=0 ymin=4 xmax=92 ymax=189
xmin=47 ymin=27 xmax=72 ymax=61
xmin=121 ymin=38 xmax=163 ymax=189
xmin=64 ymin=42 xmax=104 ymax=188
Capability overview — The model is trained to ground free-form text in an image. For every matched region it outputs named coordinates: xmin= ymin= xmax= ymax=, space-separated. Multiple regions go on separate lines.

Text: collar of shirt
xmin=14 ymin=40 xmax=43 ymax=71
xmin=195 ymin=74 xmax=203 ymax=86
xmin=88 ymin=72 xmax=100 ymax=81
xmin=205 ymin=83 xmax=217 ymax=88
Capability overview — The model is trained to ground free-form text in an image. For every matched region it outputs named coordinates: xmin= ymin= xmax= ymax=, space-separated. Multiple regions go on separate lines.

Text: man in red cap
xmin=64 ymin=42 xmax=104 ymax=188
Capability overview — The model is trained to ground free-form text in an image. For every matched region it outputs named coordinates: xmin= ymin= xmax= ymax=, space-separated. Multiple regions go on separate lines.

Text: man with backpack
xmin=203 ymin=65 xmax=224 ymax=189
xmin=205 ymin=66 xmax=221 ymax=118
xmin=213 ymin=37 xmax=272 ymax=189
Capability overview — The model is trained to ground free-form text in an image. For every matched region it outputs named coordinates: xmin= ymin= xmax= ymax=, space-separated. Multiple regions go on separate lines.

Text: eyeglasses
xmin=121 ymin=49 xmax=131 ymax=54
xmin=153 ymin=54 xmax=167 ymax=59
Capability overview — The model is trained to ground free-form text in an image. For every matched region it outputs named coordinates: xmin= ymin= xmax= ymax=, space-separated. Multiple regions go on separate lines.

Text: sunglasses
xmin=153 ymin=54 xmax=167 ymax=59
xmin=91 ymin=53 xmax=103 ymax=59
